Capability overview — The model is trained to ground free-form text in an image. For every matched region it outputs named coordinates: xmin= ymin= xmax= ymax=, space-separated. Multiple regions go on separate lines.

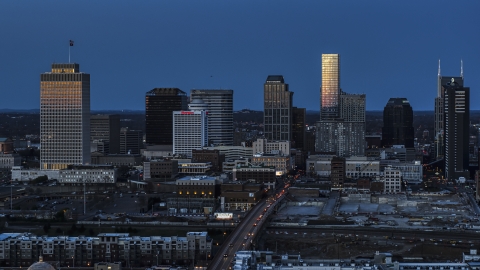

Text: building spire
xmin=438 ymin=59 xmax=441 ymax=77
xmin=461 ymin=59 xmax=464 ymax=79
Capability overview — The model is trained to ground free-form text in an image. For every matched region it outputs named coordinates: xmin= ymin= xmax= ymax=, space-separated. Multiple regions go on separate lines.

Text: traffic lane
xmin=216 ymin=201 xmax=267 ymax=270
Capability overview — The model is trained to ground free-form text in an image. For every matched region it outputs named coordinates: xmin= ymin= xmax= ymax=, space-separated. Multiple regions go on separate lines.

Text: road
xmin=208 ymin=188 xmax=288 ymax=270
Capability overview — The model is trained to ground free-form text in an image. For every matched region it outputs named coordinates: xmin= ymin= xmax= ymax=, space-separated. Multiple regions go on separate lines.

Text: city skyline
xmin=0 ymin=2 xmax=479 ymax=112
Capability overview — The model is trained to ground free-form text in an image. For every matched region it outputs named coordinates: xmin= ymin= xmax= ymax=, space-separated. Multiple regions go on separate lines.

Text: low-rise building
xmin=0 ymin=232 xmax=211 ymax=268
xmin=0 ymin=153 xmax=21 ymax=169
xmin=220 ymin=181 xmax=263 ymax=211
xmin=192 ymin=149 xmax=225 ymax=172
xmin=178 ymin=162 xmax=212 ymax=175
xmin=144 ymin=159 xmax=178 ymax=180
xmin=176 ymin=175 xmax=219 ymax=198
xmin=91 ymin=152 xmax=143 ymax=167
xmin=251 ymin=154 xmax=291 ymax=176
xmin=384 ymin=167 xmax=402 ymax=193
xmin=59 ymin=165 xmax=117 ymax=184
xmin=232 ymin=164 xmax=276 ymax=189
xmin=11 ymin=166 xmax=60 ymax=182
xmin=253 ymin=138 xmax=291 ymax=156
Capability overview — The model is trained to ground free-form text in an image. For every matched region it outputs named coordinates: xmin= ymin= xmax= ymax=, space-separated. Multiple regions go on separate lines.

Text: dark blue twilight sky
xmin=0 ymin=1 xmax=479 ymax=112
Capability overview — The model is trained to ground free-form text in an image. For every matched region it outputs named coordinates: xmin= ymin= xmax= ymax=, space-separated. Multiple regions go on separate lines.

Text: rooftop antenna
xmin=460 ymin=59 xmax=464 ymax=79
xmin=69 ymin=40 xmax=74 ymax=63
xmin=438 ymin=59 xmax=441 ymax=77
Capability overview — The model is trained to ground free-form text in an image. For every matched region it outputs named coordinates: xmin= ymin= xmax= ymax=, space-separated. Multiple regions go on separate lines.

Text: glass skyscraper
xmin=320 ymin=54 xmax=340 ymax=120
xmin=145 ymin=88 xmax=188 ymax=146
xmin=40 ymin=63 xmax=90 ymax=170
xmin=317 ymin=55 xmax=366 ymax=157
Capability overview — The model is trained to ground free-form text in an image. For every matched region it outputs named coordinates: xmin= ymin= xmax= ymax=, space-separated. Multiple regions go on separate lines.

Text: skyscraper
xmin=443 ymin=77 xmax=470 ymax=181
xmin=40 ymin=63 xmax=90 ymax=170
xmin=145 ymin=88 xmax=188 ymax=146
xmin=173 ymin=108 xmax=208 ymax=158
xmin=320 ymin=54 xmax=340 ymax=120
xmin=381 ymin=98 xmax=414 ymax=148
xmin=316 ymin=54 xmax=366 ymax=157
xmin=434 ymin=60 xmax=464 ymax=138
xmin=263 ymin=75 xmax=293 ymax=141
xmin=190 ymin=89 xmax=233 ymax=146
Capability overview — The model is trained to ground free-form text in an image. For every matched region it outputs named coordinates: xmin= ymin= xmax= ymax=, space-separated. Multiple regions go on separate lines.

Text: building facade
xmin=263 ymin=75 xmax=293 ymax=141
xmin=443 ymin=78 xmax=470 ymax=181
xmin=291 ymin=107 xmax=306 ymax=150
xmin=317 ymin=55 xmax=366 ymax=157
xmin=0 ymin=232 xmax=211 ymax=268
xmin=252 ymin=138 xmax=290 ymax=156
xmin=90 ymin=114 xmax=120 ymax=154
xmin=143 ymin=159 xmax=178 ymax=180
xmin=190 ymin=89 xmax=233 ymax=146
xmin=173 ymin=111 xmax=208 ymax=158
xmin=176 ymin=176 xmax=218 ymax=198
xmin=40 ymin=63 xmax=90 ymax=170
xmin=320 ymin=54 xmax=340 ymax=120
xmin=145 ymin=88 xmax=188 ymax=146
xmin=384 ymin=167 xmax=402 ymax=193
xmin=232 ymin=164 xmax=276 ymax=189
xmin=119 ymin=128 xmax=143 ymax=155
xmin=191 ymin=149 xmax=224 ymax=172
xmin=59 ymin=165 xmax=117 ymax=184
xmin=382 ymin=98 xmax=414 ymax=148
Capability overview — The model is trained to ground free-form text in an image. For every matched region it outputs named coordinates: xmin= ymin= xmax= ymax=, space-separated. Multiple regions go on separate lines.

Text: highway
xmin=208 ymin=188 xmax=288 ymax=270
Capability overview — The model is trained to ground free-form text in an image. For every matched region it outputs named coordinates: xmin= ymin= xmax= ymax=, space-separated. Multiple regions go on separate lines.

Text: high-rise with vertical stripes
xmin=263 ymin=76 xmax=293 ymax=141
xmin=40 ymin=63 xmax=90 ymax=170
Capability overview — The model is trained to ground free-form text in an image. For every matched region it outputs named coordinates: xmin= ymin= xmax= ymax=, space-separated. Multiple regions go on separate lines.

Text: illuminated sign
xmin=181 ymin=111 xmax=194 ymax=115
xmin=214 ymin=212 xmax=233 ymax=220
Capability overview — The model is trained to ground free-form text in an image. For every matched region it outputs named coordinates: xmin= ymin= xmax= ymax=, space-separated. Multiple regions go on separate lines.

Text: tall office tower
xmin=263 ymin=75 xmax=293 ymax=141
xmin=145 ymin=88 xmax=188 ymax=146
xmin=120 ymin=127 xmax=143 ymax=155
xmin=381 ymin=98 xmax=414 ymax=148
xmin=292 ymin=107 xmax=306 ymax=150
xmin=173 ymin=110 xmax=208 ymax=158
xmin=40 ymin=63 xmax=90 ymax=170
xmin=443 ymin=77 xmax=470 ymax=181
xmin=190 ymin=89 xmax=233 ymax=146
xmin=316 ymin=56 xmax=366 ymax=157
xmin=90 ymin=114 xmax=120 ymax=154
xmin=320 ymin=54 xmax=340 ymax=120
xmin=434 ymin=60 xmax=464 ymax=159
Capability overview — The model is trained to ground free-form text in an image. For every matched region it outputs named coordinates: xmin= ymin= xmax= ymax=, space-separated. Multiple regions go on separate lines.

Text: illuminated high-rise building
xmin=320 ymin=54 xmax=340 ymax=120
xmin=40 ymin=63 xmax=90 ymax=170
xmin=263 ymin=75 xmax=293 ymax=141
xmin=317 ymin=54 xmax=366 ymax=157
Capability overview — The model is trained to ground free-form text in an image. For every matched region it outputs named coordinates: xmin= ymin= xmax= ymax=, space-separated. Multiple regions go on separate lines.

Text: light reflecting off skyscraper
xmin=40 ymin=63 xmax=90 ymax=170
xmin=321 ymin=54 xmax=340 ymax=120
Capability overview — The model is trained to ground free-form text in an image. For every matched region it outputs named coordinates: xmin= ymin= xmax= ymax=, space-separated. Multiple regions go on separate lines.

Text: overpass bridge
xmin=207 ymin=188 xmax=288 ymax=270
